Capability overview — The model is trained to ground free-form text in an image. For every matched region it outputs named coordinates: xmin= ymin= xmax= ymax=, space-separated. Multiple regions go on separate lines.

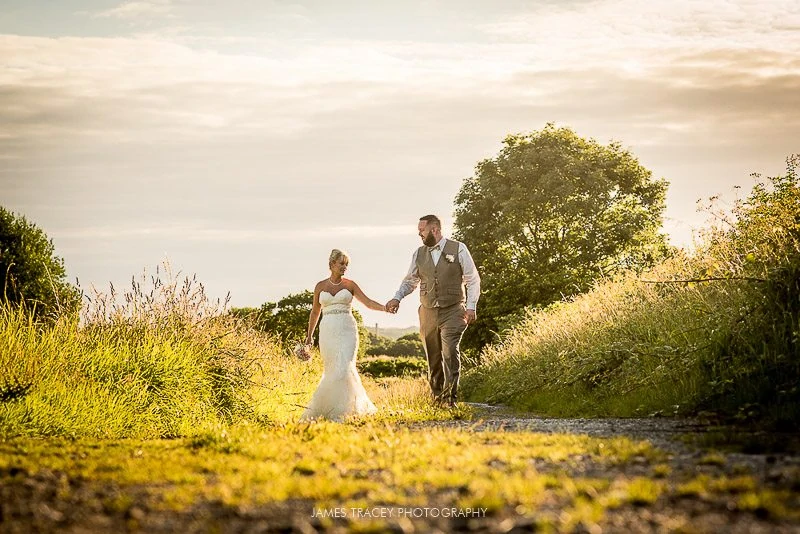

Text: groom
xmin=386 ymin=215 xmax=481 ymax=407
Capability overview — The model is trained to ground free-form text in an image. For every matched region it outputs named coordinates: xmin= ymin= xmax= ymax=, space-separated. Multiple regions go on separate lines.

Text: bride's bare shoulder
xmin=314 ymin=280 xmax=328 ymax=291
xmin=344 ymin=279 xmax=361 ymax=291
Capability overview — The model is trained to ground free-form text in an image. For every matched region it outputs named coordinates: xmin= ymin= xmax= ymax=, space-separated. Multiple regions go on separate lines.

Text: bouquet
xmin=293 ymin=342 xmax=312 ymax=361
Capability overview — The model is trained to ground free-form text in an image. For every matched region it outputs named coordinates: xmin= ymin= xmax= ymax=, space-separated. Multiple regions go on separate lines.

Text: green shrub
xmin=0 ymin=206 xmax=80 ymax=320
xmin=230 ymin=290 xmax=314 ymax=345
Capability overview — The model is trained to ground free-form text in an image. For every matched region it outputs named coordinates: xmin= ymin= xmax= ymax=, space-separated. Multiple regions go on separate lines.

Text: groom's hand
xmin=385 ymin=299 xmax=400 ymax=314
xmin=465 ymin=309 xmax=476 ymax=324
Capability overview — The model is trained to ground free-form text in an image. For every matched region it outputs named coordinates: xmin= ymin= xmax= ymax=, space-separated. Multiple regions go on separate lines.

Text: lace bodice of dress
xmin=320 ymin=289 xmax=353 ymax=315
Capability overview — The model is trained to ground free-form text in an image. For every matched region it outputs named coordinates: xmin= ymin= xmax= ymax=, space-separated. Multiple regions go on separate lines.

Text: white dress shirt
xmin=393 ymin=236 xmax=481 ymax=310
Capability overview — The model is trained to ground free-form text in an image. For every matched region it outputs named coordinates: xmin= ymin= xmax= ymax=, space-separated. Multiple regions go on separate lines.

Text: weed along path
xmin=2 ymin=403 xmax=800 ymax=533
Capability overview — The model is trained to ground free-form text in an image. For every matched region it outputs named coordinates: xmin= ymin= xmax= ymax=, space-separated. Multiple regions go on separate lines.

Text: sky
xmin=2 ymin=0 xmax=799 ymax=329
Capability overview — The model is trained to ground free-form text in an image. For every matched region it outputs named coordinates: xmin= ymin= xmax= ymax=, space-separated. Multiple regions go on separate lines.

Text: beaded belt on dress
xmin=323 ymin=308 xmax=352 ymax=316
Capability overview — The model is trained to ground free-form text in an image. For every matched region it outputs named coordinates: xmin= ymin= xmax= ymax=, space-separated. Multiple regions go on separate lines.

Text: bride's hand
xmin=294 ymin=342 xmax=312 ymax=361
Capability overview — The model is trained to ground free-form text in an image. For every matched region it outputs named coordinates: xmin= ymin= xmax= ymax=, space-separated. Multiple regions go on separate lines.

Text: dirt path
xmin=2 ymin=405 xmax=800 ymax=533
xmin=401 ymin=403 xmax=800 ymax=532
xmin=416 ymin=402 xmax=798 ymax=455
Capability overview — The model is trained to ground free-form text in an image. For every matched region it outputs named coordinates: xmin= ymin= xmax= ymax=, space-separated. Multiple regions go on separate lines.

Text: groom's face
xmin=418 ymin=221 xmax=438 ymax=247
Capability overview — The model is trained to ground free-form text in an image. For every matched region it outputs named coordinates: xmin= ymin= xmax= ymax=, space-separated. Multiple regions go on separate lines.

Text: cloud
xmin=2 ymin=33 xmax=795 ymax=151
xmin=479 ymin=0 xmax=800 ymax=56
xmin=505 ymin=56 xmax=800 ymax=130
xmin=2 ymin=31 xmax=798 ymax=229
xmin=4 ymin=1 xmax=793 ymax=154
xmin=93 ymin=0 xmax=174 ymax=19
xmin=51 ymin=224 xmax=413 ymax=242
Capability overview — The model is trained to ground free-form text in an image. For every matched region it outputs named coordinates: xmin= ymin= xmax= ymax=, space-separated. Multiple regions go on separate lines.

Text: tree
xmin=0 ymin=206 xmax=80 ymax=319
xmin=454 ymin=124 xmax=670 ymax=353
xmin=231 ymin=290 xmax=315 ymax=345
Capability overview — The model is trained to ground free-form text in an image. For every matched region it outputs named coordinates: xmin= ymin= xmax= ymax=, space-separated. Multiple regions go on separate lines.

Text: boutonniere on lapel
xmin=445 ymin=254 xmax=455 ymax=263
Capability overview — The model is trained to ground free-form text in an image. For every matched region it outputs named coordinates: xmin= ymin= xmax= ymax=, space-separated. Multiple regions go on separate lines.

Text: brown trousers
xmin=419 ymin=303 xmax=469 ymax=403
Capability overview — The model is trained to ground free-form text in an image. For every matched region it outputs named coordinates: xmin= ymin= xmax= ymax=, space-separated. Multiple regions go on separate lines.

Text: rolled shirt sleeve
xmin=459 ymin=243 xmax=481 ymax=310
xmin=393 ymin=249 xmax=421 ymax=302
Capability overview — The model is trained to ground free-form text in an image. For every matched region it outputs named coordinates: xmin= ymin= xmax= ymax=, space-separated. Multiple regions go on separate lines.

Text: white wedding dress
xmin=300 ymin=289 xmax=377 ymax=422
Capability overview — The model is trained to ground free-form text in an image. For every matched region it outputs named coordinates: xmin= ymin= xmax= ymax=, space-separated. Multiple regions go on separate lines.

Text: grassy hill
xmin=368 ymin=325 xmax=418 ymax=340
xmin=462 ymin=156 xmax=800 ymax=429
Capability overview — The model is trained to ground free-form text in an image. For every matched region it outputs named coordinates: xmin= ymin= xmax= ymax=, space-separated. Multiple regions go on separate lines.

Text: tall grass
xmin=0 ymin=263 xmax=321 ymax=438
xmin=462 ymin=156 xmax=800 ymax=428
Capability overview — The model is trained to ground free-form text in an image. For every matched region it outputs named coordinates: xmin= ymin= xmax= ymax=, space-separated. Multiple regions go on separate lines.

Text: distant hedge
xmin=365 ymin=332 xmax=425 ymax=357
xmin=358 ymin=356 xmax=427 ymax=378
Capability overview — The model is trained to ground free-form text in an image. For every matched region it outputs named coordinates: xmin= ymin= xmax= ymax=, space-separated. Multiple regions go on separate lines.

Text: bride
xmin=299 ymin=249 xmax=385 ymax=422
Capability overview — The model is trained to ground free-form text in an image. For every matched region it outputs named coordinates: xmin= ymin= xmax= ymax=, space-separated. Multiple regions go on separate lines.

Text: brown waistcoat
xmin=417 ymin=239 xmax=465 ymax=309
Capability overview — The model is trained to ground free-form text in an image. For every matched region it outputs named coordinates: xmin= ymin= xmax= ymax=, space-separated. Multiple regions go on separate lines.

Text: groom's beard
xmin=423 ymin=234 xmax=437 ymax=247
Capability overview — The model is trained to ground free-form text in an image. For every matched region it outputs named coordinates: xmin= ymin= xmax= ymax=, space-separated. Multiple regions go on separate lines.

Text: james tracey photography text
xmin=311 ymin=507 xmax=489 ymax=519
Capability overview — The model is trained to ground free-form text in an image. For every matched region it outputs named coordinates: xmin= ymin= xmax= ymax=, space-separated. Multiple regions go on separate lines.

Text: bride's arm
xmin=305 ymin=285 xmax=323 ymax=344
xmin=350 ymin=282 xmax=387 ymax=312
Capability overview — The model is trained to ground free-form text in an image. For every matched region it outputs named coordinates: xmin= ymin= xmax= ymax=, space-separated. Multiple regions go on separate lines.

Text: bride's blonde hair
xmin=329 ymin=249 xmax=350 ymax=267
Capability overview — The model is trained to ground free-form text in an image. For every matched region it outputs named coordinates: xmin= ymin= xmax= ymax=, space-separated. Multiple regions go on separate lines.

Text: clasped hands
xmin=385 ymin=299 xmax=400 ymax=314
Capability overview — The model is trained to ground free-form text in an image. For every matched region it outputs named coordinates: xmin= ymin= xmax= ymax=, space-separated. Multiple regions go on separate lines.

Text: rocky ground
xmin=2 ymin=404 xmax=799 ymax=533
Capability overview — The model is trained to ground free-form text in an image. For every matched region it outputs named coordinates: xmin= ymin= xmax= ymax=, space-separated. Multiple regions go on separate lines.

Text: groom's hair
xmin=419 ymin=214 xmax=441 ymax=229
